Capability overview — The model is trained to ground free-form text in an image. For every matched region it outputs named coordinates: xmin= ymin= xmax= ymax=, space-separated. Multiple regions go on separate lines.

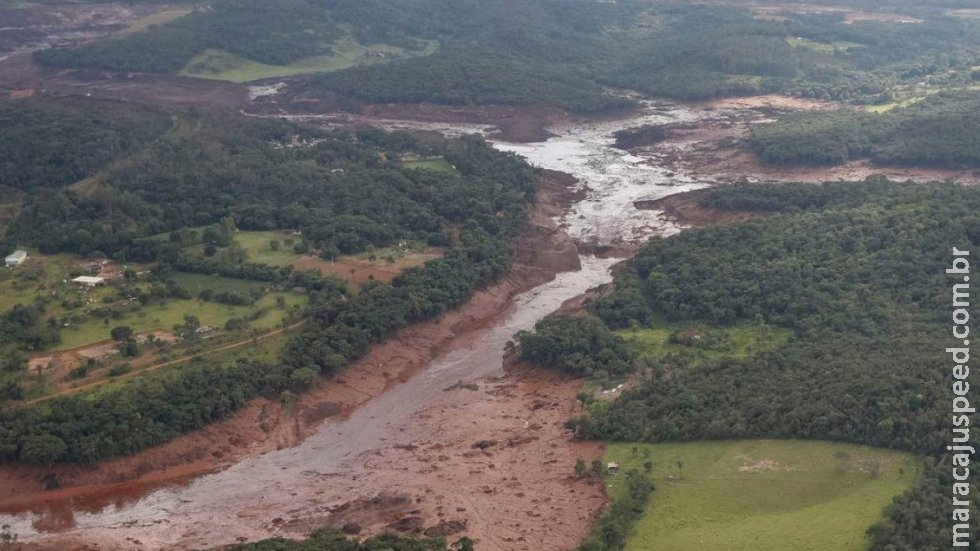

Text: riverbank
xmin=0 ymin=170 xmax=583 ymax=530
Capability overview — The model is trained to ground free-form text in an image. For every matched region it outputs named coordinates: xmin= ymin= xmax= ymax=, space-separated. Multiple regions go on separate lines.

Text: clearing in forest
xmin=605 ymin=440 xmax=920 ymax=551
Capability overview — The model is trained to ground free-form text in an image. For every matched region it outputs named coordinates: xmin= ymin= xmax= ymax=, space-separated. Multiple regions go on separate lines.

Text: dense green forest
xmin=222 ymin=528 xmax=473 ymax=551
xmin=35 ymin=0 xmax=341 ymax=73
xmin=32 ymin=0 xmax=980 ymax=105
xmin=518 ymin=180 xmax=979 ymax=549
xmin=304 ymin=49 xmax=631 ymax=113
xmin=751 ymin=91 xmax=980 ymax=167
xmin=0 ymin=99 xmax=169 ymax=193
xmin=0 ymin=99 xmax=537 ymax=464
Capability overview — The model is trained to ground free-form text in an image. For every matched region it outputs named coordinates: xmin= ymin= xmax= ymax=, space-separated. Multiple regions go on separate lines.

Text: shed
xmin=5 ymin=250 xmax=28 ymax=267
xmin=607 ymin=462 xmax=621 ymax=475
xmin=72 ymin=276 xmax=105 ymax=287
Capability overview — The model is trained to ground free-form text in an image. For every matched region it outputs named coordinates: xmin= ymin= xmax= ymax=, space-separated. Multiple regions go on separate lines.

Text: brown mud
xmin=0 ymin=170 xmax=597 ymax=548
xmin=630 ymin=97 xmax=980 ymax=185
xmin=635 ymin=189 xmax=765 ymax=227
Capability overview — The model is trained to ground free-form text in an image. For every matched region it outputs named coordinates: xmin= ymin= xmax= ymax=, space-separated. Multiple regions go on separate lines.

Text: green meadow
xmin=180 ymin=36 xmax=437 ymax=83
xmin=604 ymin=440 xmax=921 ymax=551
xmin=53 ymin=292 xmax=305 ymax=350
xmin=400 ymin=158 xmax=457 ymax=173
xmin=615 ymin=322 xmax=792 ymax=366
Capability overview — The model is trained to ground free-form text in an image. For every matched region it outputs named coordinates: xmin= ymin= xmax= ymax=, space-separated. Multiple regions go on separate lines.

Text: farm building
xmin=71 ymin=275 xmax=106 ymax=287
xmin=5 ymin=250 xmax=28 ymax=267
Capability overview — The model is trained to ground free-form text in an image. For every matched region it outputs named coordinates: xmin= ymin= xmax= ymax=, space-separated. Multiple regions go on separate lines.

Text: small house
xmin=5 ymin=250 xmax=28 ymax=267
xmin=607 ymin=462 xmax=621 ymax=475
xmin=72 ymin=275 xmax=105 ymax=287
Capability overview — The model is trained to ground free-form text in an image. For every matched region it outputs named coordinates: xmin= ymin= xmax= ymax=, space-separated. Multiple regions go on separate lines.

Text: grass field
xmin=401 ymin=158 xmax=457 ymax=173
xmin=180 ymin=35 xmax=437 ymax=83
xmin=232 ymin=230 xmax=303 ymax=267
xmin=605 ymin=440 xmax=921 ymax=551
xmin=82 ymin=331 xmax=291 ymax=402
xmin=949 ymin=9 xmax=980 ymax=19
xmin=0 ymin=253 xmax=122 ymax=313
xmin=787 ymin=37 xmax=862 ymax=53
xmin=117 ymin=7 xmax=194 ymax=36
xmin=53 ymin=292 xmax=305 ymax=350
xmin=616 ymin=323 xmax=792 ymax=366
xmin=170 ymin=272 xmax=268 ymax=295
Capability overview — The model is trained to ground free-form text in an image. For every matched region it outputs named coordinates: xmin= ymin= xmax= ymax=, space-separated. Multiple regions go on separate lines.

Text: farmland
xmin=604 ymin=441 xmax=921 ymax=551
xmin=180 ymin=36 xmax=437 ymax=83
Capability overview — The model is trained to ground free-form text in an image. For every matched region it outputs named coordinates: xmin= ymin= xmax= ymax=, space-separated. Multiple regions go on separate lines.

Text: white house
xmin=5 ymin=250 xmax=27 ymax=268
xmin=71 ymin=275 xmax=105 ymax=287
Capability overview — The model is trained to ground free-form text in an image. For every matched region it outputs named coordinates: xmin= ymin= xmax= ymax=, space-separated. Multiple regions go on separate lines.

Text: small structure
xmin=72 ymin=275 xmax=105 ymax=287
xmin=5 ymin=250 xmax=28 ymax=267
xmin=607 ymin=462 xmax=621 ymax=475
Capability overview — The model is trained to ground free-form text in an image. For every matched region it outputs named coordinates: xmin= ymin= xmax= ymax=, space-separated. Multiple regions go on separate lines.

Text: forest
xmin=223 ymin=528 xmax=473 ymax=551
xmin=517 ymin=180 xmax=979 ymax=549
xmin=751 ymin=91 xmax=980 ymax=167
xmin=304 ymin=49 xmax=631 ymax=113
xmin=30 ymin=0 xmax=980 ymax=106
xmin=0 ymin=98 xmax=538 ymax=464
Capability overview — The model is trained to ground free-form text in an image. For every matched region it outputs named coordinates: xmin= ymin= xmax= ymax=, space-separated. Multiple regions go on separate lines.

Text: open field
xmin=180 ymin=36 xmax=438 ymax=83
xmin=53 ymin=292 xmax=305 ymax=350
xmin=116 ymin=7 xmax=194 ymax=36
xmin=0 ymin=253 xmax=133 ymax=313
xmin=400 ymin=158 xmax=456 ymax=173
xmin=605 ymin=440 xmax=921 ymax=551
xmin=70 ymin=329 xmax=293 ymax=404
xmin=231 ymin=230 xmax=303 ymax=267
xmin=786 ymin=37 xmax=861 ymax=53
xmin=949 ymin=9 xmax=980 ymax=20
xmin=169 ymin=272 xmax=267 ymax=295
xmin=292 ymin=246 xmax=442 ymax=287
xmin=616 ymin=323 xmax=792 ymax=365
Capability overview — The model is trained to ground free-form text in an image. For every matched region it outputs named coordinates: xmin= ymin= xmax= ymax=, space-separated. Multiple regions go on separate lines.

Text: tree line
xmin=518 ymin=179 xmax=979 ymax=549
xmin=0 ymin=103 xmax=537 ymax=465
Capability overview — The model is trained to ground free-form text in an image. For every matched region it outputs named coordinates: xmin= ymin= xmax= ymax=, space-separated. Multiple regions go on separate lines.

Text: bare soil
xmin=0 ymin=171 xmax=599 ymax=551
xmin=635 ymin=189 xmax=765 ymax=227
xmin=292 ymin=249 xmax=443 ymax=287
xmin=626 ymin=96 xmax=980 ymax=185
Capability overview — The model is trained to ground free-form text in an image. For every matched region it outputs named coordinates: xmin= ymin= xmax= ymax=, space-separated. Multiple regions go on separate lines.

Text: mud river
xmin=0 ymin=99 xmax=764 ymax=550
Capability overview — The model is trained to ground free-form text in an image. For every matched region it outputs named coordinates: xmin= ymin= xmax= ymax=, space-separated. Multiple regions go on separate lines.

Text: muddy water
xmin=1 ymin=100 xmax=726 ymax=549
xmin=495 ymin=101 xmax=714 ymax=245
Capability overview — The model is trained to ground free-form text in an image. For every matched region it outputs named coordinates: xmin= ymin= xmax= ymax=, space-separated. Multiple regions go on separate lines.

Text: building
xmin=607 ymin=462 xmax=621 ymax=475
xmin=71 ymin=275 xmax=106 ymax=287
xmin=5 ymin=250 xmax=27 ymax=267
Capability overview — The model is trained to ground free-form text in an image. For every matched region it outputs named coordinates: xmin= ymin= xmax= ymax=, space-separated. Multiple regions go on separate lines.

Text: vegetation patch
xmin=604 ymin=441 xmax=920 ymax=551
xmin=518 ymin=180 xmax=979 ymax=549
xmin=751 ymin=91 xmax=980 ymax=167
xmin=179 ymin=36 xmax=437 ymax=83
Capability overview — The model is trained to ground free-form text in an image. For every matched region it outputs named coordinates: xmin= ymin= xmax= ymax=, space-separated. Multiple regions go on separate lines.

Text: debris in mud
xmin=341 ymin=522 xmax=362 ymax=535
xmin=472 ymin=440 xmax=498 ymax=450
xmin=389 ymin=515 xmax=425 ymax=533
xmin=444 ymin=380 xmax=479 ymax=392
xmin=424 ymin=519 xmax=468 ymax=537
xmin=612 ymin=124 xmax=671 ymax=149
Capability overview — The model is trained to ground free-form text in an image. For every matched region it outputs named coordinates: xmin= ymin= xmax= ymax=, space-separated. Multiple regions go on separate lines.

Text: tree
xmin=110 ymin=326 xmax=134 ymax=342
xmin=20 ymin=434 xmax=68 ymax=465
xmin=574 ymin=457 xmax=587 ymax=478
xmin=270 ymin=239 xmax=281 ymax=251
xmin=175 ymin=315 xmax=201 ymax=341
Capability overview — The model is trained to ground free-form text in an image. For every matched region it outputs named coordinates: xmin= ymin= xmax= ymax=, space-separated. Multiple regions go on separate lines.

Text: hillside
xmin=751 ymin=91 xmax=980 ymax=168
xmin=518 ymin=179 xmax=979 ymax=549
